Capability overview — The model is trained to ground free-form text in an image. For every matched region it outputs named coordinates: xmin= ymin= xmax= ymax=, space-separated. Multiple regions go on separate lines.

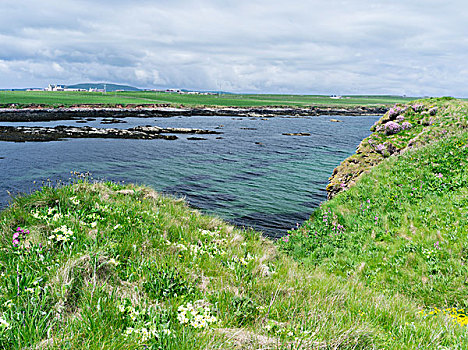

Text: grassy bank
xmin=0 ymin=180 xmax=467 ymax=349
xmin=0 ymin=90 xmax=415 ymax=108
xmin=327 ymin=97 xmax=468 ymax=197
xmin=1 ymin=99 xmax=467 ymax=349
xmin=281 ymin=99 xmax=468 ymax=329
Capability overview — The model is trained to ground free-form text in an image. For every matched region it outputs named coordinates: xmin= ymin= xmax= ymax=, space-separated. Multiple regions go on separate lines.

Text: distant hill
xmin=66 ymin=83 xmax=141 ymax=92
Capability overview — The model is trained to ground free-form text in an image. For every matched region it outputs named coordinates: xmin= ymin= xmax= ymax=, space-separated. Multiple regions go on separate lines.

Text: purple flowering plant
xmin=280 ymin=206 xmax=347 ymax=256
xmin=384 ymin=121 xmax=402 ymax=135
xmin=375 ymin=144 xmax=385 ymax=153
xmin=401 ymin=122 xmax=412 ymax=130
xmin=411 ymin=104 xmax=424 ymax=112
xmin=12 ymin=227 xmax=29 ymax=247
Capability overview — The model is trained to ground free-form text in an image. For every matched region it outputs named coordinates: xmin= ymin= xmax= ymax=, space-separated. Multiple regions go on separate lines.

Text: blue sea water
xmin=0 ymin=114 xmax=379 ymax=237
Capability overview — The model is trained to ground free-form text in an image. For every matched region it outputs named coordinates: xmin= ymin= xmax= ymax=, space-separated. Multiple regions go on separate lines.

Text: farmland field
xmin=0 ymin=90 xmax=416 ymax=108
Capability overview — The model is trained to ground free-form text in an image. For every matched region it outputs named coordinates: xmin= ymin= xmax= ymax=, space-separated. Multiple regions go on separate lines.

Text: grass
xmin=0 ymin=176 xmax=467 ymax=349
xmin=282 ymin=99 xmax=468 ymax=316
xmin=282 ymin=131 xmax=468 ymax=306
xmin=1 ymin=98 xmax=467 ymax=349
xmin=0 ymin=90 xmax=416 ymax=108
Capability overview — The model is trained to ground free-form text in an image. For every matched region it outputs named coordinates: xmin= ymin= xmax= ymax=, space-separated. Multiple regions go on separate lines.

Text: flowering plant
xmin=48 ymin=225 xmax=74 ymax=245
xmin=401 ymin=121 xmax=412 ymax=130
xmin=119 ymin=300 xmax=174 ymax=343
xmin=384 ymin=121 xmax=402 ymax=135
xmin=412 ymin=104 xmax=424 ymax=112
xmin=177 ymin=301 xmax=217 ymax=328
xmin=12 ymin=227 xmax=29 ymax=247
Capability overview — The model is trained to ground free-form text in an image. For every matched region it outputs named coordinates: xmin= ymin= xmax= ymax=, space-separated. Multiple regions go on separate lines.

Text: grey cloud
xmin=0 ymin=0 xmax=467 ymax=95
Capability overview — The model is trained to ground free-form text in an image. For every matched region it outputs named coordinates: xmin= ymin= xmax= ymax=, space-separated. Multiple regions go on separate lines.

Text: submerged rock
xmin=187 ymin=137 xmax=207 ymax=141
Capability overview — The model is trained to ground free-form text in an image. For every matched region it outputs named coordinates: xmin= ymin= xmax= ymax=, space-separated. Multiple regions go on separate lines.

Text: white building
xmin=46 ymin=84 xmax=65 ymax=91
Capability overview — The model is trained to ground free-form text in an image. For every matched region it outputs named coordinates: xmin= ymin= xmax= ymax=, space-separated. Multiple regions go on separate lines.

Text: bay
xmin=0 ymin=114 xmax=379 ymax=237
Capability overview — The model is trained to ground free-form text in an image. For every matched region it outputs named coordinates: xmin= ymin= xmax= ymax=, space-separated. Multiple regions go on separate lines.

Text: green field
xmin=0 ymin=90 xmax=416 ymax=108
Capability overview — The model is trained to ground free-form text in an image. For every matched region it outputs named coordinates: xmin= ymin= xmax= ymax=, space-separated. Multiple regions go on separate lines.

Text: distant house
xmin=46 ymin=84 xmax=65 ymax=91
xmin=63 ymin=88 xmax=85 ymax=92
xmin=88 ymin=88 xmax=105 ymax=93
xmin=330 ymin=95 xmax=343 ymax=99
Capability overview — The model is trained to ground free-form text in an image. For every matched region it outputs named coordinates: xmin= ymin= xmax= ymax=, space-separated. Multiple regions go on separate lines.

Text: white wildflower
xmin=108 ymin=258 xmax=119 ymax=267
xmin=0 ymin=317 xmax=10 ymax=329
xmin=69 ymin=196 xmax=80 ymax=205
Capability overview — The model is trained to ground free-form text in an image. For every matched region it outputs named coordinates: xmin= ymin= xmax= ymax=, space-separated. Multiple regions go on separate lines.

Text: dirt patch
xmin=217 ymin=328 xmax=277 ymax=349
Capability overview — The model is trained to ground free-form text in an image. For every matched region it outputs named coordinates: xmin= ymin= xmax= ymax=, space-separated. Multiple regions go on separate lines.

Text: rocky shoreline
xmin=0 ymin=125 xmax=222 ymax=142
xmin=0 ymin=105 xmax=387 ymax=122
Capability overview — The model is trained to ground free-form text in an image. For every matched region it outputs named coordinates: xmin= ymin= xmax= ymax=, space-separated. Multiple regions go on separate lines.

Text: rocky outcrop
xmin=100 ymin=118 xmax=127 ymax=124
xmin=282 ymin=132 xmax=311 ymax=136
xmin=326 ymin=98 xmax=468 ymax=199
xmin=0 ymin=125 xmax=222 ymax=142
xmin=0 ymin=105 xmax=388 ymax=122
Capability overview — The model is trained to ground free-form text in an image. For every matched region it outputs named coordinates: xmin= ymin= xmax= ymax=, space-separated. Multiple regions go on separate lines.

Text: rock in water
xmin=282 ymin=132 xmax=311 ymax=136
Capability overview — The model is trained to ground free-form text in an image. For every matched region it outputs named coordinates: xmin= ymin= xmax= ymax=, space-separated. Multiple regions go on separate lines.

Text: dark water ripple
xmin=0 ymin=114 xmax=379 ymax=237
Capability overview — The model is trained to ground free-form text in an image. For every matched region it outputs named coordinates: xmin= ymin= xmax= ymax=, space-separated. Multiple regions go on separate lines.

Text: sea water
xmin=0 ymin=114 xmax=379 ymax=237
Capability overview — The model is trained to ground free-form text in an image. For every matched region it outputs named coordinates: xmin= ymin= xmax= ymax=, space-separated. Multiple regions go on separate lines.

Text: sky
xmin=0 ymin=0 xmax=467 ymax=95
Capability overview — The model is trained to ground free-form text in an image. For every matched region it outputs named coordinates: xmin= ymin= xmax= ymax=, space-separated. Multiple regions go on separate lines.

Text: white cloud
xmin=0 ymin=0 xmax=467 ymax=95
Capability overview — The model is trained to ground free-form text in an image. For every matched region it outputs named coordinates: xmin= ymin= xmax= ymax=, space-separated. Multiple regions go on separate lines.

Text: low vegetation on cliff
xmin=0 ymin=98 xmax=467 ymax=349
xmin=327 ymin=97 xmax=468 ymax=198
xmin=281 ymin=98 xmax=468 ymax=339
xmin=282 ymin=131 xmax=468 ymax=305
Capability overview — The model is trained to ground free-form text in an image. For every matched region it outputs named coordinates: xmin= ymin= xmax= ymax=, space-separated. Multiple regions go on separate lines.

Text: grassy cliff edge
xmin=327 ymin=97 xmax=468 ymax=198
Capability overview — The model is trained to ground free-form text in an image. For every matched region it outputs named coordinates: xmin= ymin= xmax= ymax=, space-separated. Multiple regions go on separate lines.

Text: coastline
xmin=0 ymin=105 xmax=387 ymax=122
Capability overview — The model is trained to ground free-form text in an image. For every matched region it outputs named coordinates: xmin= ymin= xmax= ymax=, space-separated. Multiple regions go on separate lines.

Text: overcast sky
xmin=0 ymin=0 xmax=467 ymax=95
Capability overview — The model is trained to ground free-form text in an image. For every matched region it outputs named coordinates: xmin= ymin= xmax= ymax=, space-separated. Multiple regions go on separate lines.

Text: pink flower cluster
xmin=412 ymin=104 xmax=424 ymax=112
xmin=387 ymin=105 xmax=409 ymax=120
xmin=375 ymin=144 xmax=385 ymax=153
xmin=387 ymin=107 xmax=401 ymax=120
xmin=428 ymin=107 xmax=438 ymax=116
xmin=12 ymin=227 xmax=29 ymax=247
xmin=401 ymin=121 xmax=412 ymax=130
xmin=384 ymin=121 xmax=402 ymax=135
